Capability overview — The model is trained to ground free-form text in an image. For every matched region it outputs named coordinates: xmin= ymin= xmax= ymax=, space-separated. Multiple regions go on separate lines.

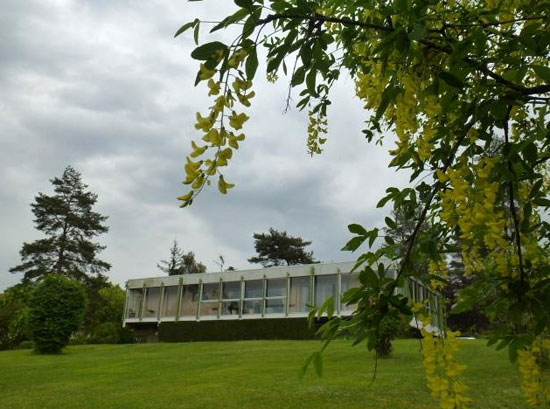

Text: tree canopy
xmin=157 ymin=240 xmax=207 ymax=275
xmin=177 ymin=1 xmax=550 ymax=407
xmin=248 ymin=228 xmax=317 ymax=267
xmin=10 ymin=166 xmax=110 ymax=282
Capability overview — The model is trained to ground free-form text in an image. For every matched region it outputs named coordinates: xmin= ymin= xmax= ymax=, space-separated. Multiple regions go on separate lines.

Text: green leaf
xmin=409 ymin=24 xmax=426 ymax=41
xmin=291 ymin=65 xmax=306 ymax=86
xmin=368 ymin=228 xmax=379 ymax=248
xmin=299 ymin=353 xmax=315 ymax=378
xmin=210 ymin=8 xmax=250 ymax=33
xmin=191 ymin=41 xmax=227 ymax=61
xmin=245 ymin=47 xmax=258 ymax=79
xmin=532 ymin=65 xmax=550 ymax=82
xmin=341 ymin=236 xmax=367 ymax=252
xmin=377 ymin=191 xmax=394 ymax=208
xmin=242 ymin=7 xmax=261 ymax=38
xmin=394 ymin=0 xmax=408 ymax=12
xmin=522 ymin=142 xmax=537 ymax=163
xmin=439 ymin=71 xmax=464 ymax=89
xmin=348 ymin=223 xmax=367 ymax=236
xmin=235 ymin=0 xmax=253 ymax=9
xmin=313 ymin=351 xmax=323 ymax=377
xmin=193 ymin=21 xmax=200 ymax=45
xmin=174 ymin=19 xmax=199 ymax=38
xmin=385 ymin=217 xmax=396 ymax=229
xmin=533 ymin=197 xmax=550 ymax=207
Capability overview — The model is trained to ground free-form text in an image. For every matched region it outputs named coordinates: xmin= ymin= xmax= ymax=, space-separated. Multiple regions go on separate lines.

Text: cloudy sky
xmin=0 ymin=0 xmax=409 ymax=291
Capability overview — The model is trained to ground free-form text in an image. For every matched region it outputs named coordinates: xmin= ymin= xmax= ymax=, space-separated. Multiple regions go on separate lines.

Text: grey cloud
xmin=1 ymin=0 xmax=404 ymax=290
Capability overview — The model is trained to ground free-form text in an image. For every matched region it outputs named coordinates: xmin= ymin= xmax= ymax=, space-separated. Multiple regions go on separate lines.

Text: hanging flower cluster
xmin=178 ymin=47 xmax=254 ymax=207
xmin=518 ymin=337 xmax=550 ymax=406
xmin=414 ymin=304 xmax=472 ymax=409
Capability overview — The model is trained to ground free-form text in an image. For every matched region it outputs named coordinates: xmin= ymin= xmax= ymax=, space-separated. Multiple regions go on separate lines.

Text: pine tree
xmin=248 ymin=228 xmax=318 ymax=268
xmin=10 ymin=166 xmax=110 ymax=282
xmin=157 ymin=240 xmax=206 ymax=275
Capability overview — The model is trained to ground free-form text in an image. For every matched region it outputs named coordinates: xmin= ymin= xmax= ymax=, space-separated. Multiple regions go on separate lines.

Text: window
xmin=315 ymin=275 xmax=337 ymax=308
xmin=243 ymin=280 xmax=263 ymax=315
xmin=126 ymin=289 xmax=143 ymax=318
xmin=143 ymin=287 xmax=160 ymax=318
xmin=265 ymin=278 xmax=286 ymax=314
xmin=221 ymin=281 xmax=240 ymax=316
xmin=242 ymin=300 xmax=262 ymax=314
xmin=244 ymin=280 xmax=262 ymax=298
xmin=180 ymin=285 xmax=199 ymax=317
xmin=200 ymin=283 xmax=220 ymax=317
xmin=289 ymin=276 xmax=310 ymax=313
xmin=162 ymin=286 xmax=179 ymax=317
xmin=265 ymin=299 xmax=284 ymax=314
xmin=222 ymin=281 xmax=241 ymax=299
xmin=340 ymin=273 xmax=359 ymax=312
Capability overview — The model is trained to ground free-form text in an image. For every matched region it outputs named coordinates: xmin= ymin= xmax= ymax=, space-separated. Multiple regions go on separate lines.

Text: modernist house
xmin=123 ymin=261 xmax=443 ymax=341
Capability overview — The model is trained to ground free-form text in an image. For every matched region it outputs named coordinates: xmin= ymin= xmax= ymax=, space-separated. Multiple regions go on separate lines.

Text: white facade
xmin=123 ymin=261 xmax=444 ymax=330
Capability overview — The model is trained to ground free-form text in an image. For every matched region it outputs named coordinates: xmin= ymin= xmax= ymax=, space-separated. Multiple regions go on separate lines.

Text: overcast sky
xmin=0 ymin=0 xmax=410 ymax=291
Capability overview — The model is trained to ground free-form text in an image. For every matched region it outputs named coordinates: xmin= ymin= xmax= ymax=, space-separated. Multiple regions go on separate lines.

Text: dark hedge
xmin=158 ymin=318 xmax=321 ymax=342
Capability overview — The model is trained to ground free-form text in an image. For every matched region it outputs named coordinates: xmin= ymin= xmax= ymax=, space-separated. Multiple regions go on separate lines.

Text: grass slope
xmin=0 ymin=339 xmax=527 ymax=409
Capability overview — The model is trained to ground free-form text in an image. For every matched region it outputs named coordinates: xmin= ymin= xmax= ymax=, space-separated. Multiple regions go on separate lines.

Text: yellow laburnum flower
xmin=199 ymin=63 xmax=216 ymax=80
xmin=207 ymin=79 xmax=221 ymax=96
xmin=229 ymin=112 xmax=249 ymax=130
xmin=194 ymin=112 xmax=214 ymax=132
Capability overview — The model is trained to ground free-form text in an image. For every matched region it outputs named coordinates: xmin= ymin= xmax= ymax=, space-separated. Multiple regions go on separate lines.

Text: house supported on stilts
xmin=123 ymin=261 xmax=445 ymax=342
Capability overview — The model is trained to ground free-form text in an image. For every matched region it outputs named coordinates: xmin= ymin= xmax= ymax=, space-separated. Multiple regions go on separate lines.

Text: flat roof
xmin=126 ymin=261 xmax=360 ymax=289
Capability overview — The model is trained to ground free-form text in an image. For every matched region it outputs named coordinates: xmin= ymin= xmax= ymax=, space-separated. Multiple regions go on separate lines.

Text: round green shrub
xmin=28 ymin=275 xmax=88 ymax=354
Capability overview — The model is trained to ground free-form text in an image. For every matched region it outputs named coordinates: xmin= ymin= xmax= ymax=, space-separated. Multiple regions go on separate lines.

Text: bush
xmin=118 ymin=327 xmax=137 ymax=344
xmin=159 ymin=318 xmax=318 ymax=342
xmin=375 ymin=309 xmax=401 ymax=358
xmin=0 ymin=284 xmax=33 ymax=350
xmin=14 ymin=340 xmax=34 ymax=350
xmin=28 ymin=275 xmax=88 ymax=354
xmin=91 ymin=322 xmax=120 ymax=344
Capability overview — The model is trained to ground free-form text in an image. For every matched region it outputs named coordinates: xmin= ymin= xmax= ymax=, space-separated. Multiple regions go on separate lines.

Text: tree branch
xmin=504 ymin=106 xmax=526 ymax=282
xmin=258 ymin=13 xmax=550 ymax=97
xmin=439 ymin=16 xmax=548 ymax=29
xmin=257 ymin=13 xmax=392 ymax=32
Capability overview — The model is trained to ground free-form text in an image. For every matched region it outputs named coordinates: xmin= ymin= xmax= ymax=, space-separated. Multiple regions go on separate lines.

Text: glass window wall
xmin=243 ymin=280 xmax=263 ymax=315
xmin=162 ymin=286 xmax=179 ymax=317
xmin=180 ymin=285 xmax=199 ymax=317
xmin=289 ymin=276 xmax=310 ymax=313
xmin=221 ymin=281 xmax=241 ymax=316
xmin=143 ymin=287 xmax=161 ymax=318
xmin=315 ymin=275 xmax=337 ymax=308
xmin=265 ymin=278 xmax=286 ymax=314
xmin=244 ymin=280 xmax=262 ymax=298
xmin=340 ymin=273 xmax=359 ymax=312
xmin=242 ymin=300 xmax=262 ymax=315
xmin=126 ymin=288 xmax=143 ymax=318
xmin=201 ymin=283 xmax=220 ymax=317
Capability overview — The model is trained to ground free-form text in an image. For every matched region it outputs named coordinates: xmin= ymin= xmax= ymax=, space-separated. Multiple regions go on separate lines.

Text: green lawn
xmin=0 ymin=339 xmax=527 ymax=409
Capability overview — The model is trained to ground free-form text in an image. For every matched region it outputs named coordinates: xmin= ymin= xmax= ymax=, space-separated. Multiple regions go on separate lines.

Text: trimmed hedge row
xmin=158 ymin=318 xmax=321 ymax=342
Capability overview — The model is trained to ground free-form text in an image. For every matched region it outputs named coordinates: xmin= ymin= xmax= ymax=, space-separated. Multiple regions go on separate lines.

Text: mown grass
xmin=0 ymin=339 xmax=527 ymax=409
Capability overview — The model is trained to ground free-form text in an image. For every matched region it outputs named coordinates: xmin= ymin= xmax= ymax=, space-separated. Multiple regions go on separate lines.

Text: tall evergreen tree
xmin=10 ymin=166 xmax=110 ymax=282
xmin=157 ymin=240 xmax=206 ymax=275
xmin=248 ymin=228 xmax=317 ymax=268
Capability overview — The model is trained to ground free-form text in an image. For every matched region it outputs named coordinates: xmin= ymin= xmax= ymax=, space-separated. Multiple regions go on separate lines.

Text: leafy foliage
xmin=0 ymin=283 xmax=32 ymax=350
xmin=179 ymin=0 xmax=550 ymax=406
xmin=28 ymin=275 xmax=87 ymax=354
xmin=157 ymin=240 xmax=207 ymax=275
xmin=10 ymin=166 xmax=110 ymax=282
xmin=248 ymin=228 xmax=318 ymax=267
